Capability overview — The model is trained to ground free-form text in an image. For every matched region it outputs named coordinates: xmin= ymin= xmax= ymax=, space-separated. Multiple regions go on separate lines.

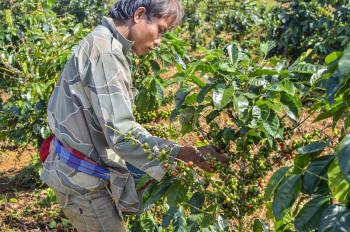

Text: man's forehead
xmin=158 ymin=16 xmax=175 ymax=28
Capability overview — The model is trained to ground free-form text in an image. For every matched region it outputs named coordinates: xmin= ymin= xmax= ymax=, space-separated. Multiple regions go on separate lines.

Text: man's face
xmin=129 ymin=9 xmax=172 ymax=55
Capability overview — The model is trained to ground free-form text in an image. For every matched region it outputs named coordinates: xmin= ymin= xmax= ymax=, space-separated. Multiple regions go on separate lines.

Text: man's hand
xmin=177 ymin=146 xmax=228 ymax=172
xmin=197 ymin=145 xmax=229 ymax=167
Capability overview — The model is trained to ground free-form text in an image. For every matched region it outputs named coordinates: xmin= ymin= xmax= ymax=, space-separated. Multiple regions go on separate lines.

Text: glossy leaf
xmin=336 ymin=135 xmax=350 ymax=183
xmin=292 ymin=154 xmax=311 ymax=175
xmin=174 ymin=207 xmax=187 ymax=232
xmin=162 ymin=206 xmax=177 ymax=227
xmin=141 ymin=215 xmax=158 ymax=232
xmin=253 ymin=218 xmax=270 ymax=232
xmin=260 ymin=41 xmax=276 ymax=56
xmin=272 ymin=174 xmax=302 ymax=220
xmin=213 ymin=85 xmax=234 ymax=110
xmin=328 ymin=159 xmax=350 ymax=204
xmin=297 ymin=141 xmax=328 ymax=155
xmin=170 ymin=87 xmax=191 ymax=121
xmin=233 ymin=94 xmax=249 ymax=114
xmin=264 ymin=166 xmax=290 ymax=201
xmin=227 ymin=43 xmax=239 ymax=66
xmin=302 ymin=155 xmax=334 ymax=194
xmin=290 ymin=63 xmax=322 ymax=74
xmin=294 ymin=195 xmax=330 ymax=231
xmin=197 ymin=83 xmax=214 ymax=103
xmin=319 ymin=205 xmax=350 ymax=232
xmin=337 ymin=45 xmax=350 ymax=77
xmin=189 ymin=192 xmax=205 ymax=214
xmin=142 ymin=178 xmax=173 ymax=210
xmin=280 ymin=92 xmax=300 ymax=121
xmin=167 ymin=181 xmax=187 ymax=207
xmin=325 ymin=51 xmax=343 ymax=65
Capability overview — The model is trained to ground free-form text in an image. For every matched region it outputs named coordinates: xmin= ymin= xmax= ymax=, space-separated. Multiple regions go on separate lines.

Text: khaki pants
xmin=55 ymin=190 xmax=127 ymax=232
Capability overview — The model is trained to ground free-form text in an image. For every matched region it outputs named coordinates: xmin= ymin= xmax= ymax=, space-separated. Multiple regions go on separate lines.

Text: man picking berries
xmin=40 ymin=1 xmax=227 ymax=231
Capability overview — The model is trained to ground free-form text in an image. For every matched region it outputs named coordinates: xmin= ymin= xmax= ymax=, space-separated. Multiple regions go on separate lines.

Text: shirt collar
xmin=101 ymin=16 xmax=134 ymax=54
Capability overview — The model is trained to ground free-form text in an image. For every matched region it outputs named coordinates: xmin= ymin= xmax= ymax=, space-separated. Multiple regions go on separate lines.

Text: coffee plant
xmin=268 ymin=0 xmax=350 ymax=59
xmin=121 ymin=41 xmax=339 ymax=231
xmin=0 ymin=0 xmax=89 ymax=146
xmin=52 ymin=0 xmax=112 ymax=28
xmin=2 ymin=0 xmax=350 ymax=231
xmin=263 ymin=45 xmax=350 ymax=231
xmin=0 ymin=0 xmax=187 ymax=146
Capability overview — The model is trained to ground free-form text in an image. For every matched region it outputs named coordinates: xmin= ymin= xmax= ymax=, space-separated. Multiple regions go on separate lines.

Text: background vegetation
xmin=1 ymin=0 xmax=350 ymax=231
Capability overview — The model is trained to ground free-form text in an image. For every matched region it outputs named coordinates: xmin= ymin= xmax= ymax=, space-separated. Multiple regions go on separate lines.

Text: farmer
xmin=40 ymin=0 xmax=227 ymax=231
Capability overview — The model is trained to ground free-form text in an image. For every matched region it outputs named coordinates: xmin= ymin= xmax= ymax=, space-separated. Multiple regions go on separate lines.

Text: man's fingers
xmin=196 ymin=161 xmax=214 ymax=172
xmin=215 ymin=153 xmax=229 ymax=165
xmin=197 ymin=145 xmax=229 ymax=167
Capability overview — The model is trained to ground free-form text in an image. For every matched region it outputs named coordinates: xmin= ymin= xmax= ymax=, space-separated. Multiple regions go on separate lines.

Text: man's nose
xmin=154 ymin=38 xmax=161 ymax=47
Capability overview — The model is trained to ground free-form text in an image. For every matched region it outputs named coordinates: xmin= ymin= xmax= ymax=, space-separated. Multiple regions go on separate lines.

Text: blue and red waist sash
xmin=40 ymin=136 xmax=146 ymax=182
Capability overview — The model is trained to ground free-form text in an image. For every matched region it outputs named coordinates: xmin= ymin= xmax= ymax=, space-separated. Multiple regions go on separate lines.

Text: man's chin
xmin=132 ymin=47 xmax=151 ymax=56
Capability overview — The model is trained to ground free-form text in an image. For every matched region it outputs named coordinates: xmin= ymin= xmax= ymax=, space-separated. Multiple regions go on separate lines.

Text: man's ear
xmin=133 ymin=7 xmax=147 ymax=23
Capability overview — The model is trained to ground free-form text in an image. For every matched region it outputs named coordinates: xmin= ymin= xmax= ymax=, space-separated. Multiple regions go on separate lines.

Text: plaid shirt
xmin=40 ymin=16 xmax=180 ymax=215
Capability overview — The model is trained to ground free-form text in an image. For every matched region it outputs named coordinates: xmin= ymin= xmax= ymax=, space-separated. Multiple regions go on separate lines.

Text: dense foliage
xmin=0 ymin=0 xmax=89 ymax=146
xmin=268 ymin=0 xmax=350 ymax=59
xmin=1 ymin=0 xmax=350 ymax=231
xmin=264 ymin=46 xmax=350 ymax=231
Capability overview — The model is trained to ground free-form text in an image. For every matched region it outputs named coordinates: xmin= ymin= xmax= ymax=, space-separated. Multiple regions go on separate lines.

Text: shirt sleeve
xmin=84 ymin=52 xmax=180 ymax=181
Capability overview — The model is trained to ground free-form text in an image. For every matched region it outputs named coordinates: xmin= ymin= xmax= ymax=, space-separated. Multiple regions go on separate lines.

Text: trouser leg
xmin=55 ymin=190 xmax=127 ymax=232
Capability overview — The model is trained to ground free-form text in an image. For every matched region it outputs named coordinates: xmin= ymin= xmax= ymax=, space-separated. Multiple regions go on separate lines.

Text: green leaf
xmin=206 ymin=110 xmax=220 ymax=123
xmin=325 ymin=51 xmax=343 ymax=65
xmin=337 ymin=45 xmax=350 ymax=77
xmin=336 ymin=135 xmax=350 ymax=183
xmin=253 ymin=218 xmax=270 ymax=232
xmin=233 ymin=94 xmax=249 ymax=114
xmin=314 ymin=103 xmax=345 ymax=122
xmin=290 ymin=49 xmax=313 ymax=67
xmin=217 ymin=215 xmax=229 ymax=231
xmin=294 ymin=196 xmax=330 ymax=231
xmin=328 ymin=159 xmax=350 ymax=204
xmin=264 ymin=166 xmax=290 ymax=201
xmin=142 ymin=178 xmax=173 ymax=210
xmin=297 ymin=141 xmax=328 ymax=155
xmin=249 ymin=77 xmax=270 ymax=87
xmin=290 ymin=63 xmax=322 ymax=74
xmin=197 ymin=83 xmax=214 ymax=103
xmin=280 ymin=92 xmax=300 ymax=121
xmin=141 ymin=216 xmax=158 ymax=232
xmin=252 ymin=69 xmax=279 ymax=77
xmin=262 ymin=113 xmax=283 ymax=139
xmin=188 ymin=192 xmax=205 ymax=214
xmin=302 ymin=155 xmax=334 ymax=194
xmin=310 ymin=67 xmax=328 ymax=85
xmin=174 ymin=207 xmax=187 ymax=232
xmin=260 ymin=41 xmax=276 ymax=56
xmin=319 ymin=205 xmax=350 ymax=232
xmin=49 ymin=220 xmax=57 ymax=229
xmin=213 ymin=86 xmax=234 ymax=110
xmin=170 ymin=87 xmax=191 ymax=121
xmin=281 ymin=80 xmax=296 ymax=96
xmin=179 ymin=107 xmax=197 ymax=134
xmin=187 ymin=214 xmax=205 ymax=232
xmin=162 ymin=206 xmax=177 ymax=227
xmin=190 ymin=75 xmax=205 ymax=88
xmin=292 ymin=154 xmax=311 ymax=174
xmin=227 ymin=43 xmax=239 ymax=66
xmin=272 ymin=175 xmax=302 ymax=220
xmin=167 ymin=181 xmax=187 ymax=207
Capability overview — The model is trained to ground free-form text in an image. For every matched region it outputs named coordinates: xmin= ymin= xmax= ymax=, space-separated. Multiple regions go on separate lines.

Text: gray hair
xmin=108 ymin=0 xmax=184 ymax=29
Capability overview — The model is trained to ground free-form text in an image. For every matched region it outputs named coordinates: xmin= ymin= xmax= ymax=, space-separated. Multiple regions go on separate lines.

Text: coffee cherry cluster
xmin=134 ymin=109 xmax=172 ymax=124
